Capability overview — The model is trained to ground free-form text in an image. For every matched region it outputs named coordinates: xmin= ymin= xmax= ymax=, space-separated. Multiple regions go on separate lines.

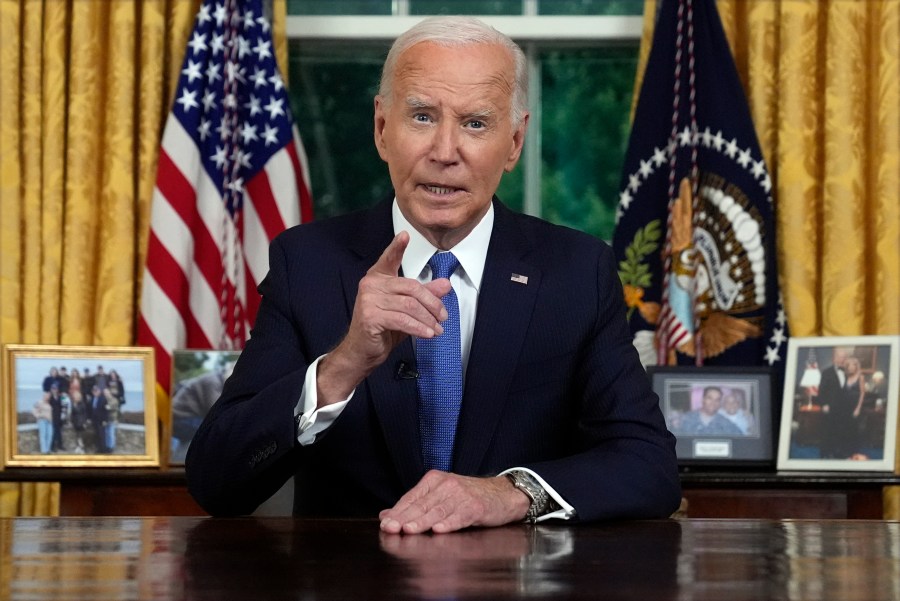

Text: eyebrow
xmin=405 ymin=96 xmax=431 ymax=109
xmin=404 ymin=96 xmax=497 ymax=120
xmin=466 ymin=108 xmax=495 ymax=120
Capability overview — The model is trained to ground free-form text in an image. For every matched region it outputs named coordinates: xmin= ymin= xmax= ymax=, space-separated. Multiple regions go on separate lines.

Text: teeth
xmin=427 ymin=185 xmax=454 ymax=195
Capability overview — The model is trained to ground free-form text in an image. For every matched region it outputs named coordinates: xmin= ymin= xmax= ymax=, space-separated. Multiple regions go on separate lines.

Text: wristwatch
xmin=505 ymin=470 xmax=551 ymax=523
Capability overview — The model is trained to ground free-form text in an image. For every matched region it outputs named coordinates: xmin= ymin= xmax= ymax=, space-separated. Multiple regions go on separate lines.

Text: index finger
xmin=369 ymin=231 xmax=410 ymax=277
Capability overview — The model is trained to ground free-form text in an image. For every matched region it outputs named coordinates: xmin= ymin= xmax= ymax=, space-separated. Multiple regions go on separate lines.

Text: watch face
xmin=509 ymin=471 xmax=551 ymax=518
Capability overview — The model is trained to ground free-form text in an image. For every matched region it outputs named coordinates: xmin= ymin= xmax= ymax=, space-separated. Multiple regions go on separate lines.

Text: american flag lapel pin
xmin=510 ymin=273 xmax=529 ymax=285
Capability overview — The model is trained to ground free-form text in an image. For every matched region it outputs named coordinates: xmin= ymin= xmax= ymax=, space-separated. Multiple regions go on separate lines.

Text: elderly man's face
xmin=722 ymin=395 xmax=739 ymax=415
xmin=832 ymin=348 xmax=849 ymax=368
xmin=374 ymin=41 xmax=528 ymax=249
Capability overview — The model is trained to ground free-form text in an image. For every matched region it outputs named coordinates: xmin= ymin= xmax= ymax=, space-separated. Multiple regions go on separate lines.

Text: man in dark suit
xmin=87 ymin=384 xmax=109 ymax=454
xmin=186 ymin=16 xmax=680 ymax=532
xmin=818 ymin=346 xmax=851 ymax=458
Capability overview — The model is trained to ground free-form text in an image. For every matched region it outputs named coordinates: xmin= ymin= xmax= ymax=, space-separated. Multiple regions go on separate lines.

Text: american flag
xmin=138 ymin=0 xmax=313 ymax=394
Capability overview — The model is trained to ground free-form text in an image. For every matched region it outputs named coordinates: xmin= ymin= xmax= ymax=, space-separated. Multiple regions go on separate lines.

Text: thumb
xmin=424 ymin=278 xmax=453 ymax=301
xmin=369 ymin=231 xmax=410 ymax=276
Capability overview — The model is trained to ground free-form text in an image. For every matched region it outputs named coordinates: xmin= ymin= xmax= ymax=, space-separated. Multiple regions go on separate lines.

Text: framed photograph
xmin=648 ymin=366 xmax=775 ymax=465
xmin=777 ymin=335 xmax=899 ymax=471
xmin=168 ymin=349 xmax=240 ymax=465
xmin=1 ymin=345 xmax=159 ymax=468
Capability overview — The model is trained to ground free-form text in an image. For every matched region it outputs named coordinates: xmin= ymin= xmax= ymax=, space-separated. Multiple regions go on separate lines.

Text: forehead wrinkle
xmin=485 ymin=70 xmax=514 ymax=98
xmin=391 ymin=49 xmax=515 ymax=120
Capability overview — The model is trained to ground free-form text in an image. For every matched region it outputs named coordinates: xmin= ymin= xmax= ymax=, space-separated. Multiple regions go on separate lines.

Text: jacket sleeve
xmin=523 ymin=246 xmax=682 ymax=521
xmin=185 ymin=234 xmax=311 ymax=516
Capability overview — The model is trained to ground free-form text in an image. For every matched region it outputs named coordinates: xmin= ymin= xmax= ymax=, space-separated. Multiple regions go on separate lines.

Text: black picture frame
xmin=647 ymin=366 xmax=775 ymax=467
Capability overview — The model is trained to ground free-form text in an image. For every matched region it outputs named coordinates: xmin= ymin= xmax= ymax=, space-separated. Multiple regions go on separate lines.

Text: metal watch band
xmin=506 ymin=470 xmax=550 ymax=523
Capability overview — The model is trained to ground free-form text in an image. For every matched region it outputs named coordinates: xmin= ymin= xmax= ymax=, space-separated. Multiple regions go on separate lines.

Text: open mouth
xmin=423 ymin=184 xmax=462 ymax=195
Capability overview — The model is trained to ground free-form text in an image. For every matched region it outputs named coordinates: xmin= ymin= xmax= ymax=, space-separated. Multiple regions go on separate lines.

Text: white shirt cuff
xmin=294 ymin=354 xmax=352 ymax=445
xmin=500 ymin=467 xmax=577 ymax=522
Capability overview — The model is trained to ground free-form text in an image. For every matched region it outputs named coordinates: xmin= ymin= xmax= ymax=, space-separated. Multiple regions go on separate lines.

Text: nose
xmin=429 ymin=120 xmax=460 ymax=164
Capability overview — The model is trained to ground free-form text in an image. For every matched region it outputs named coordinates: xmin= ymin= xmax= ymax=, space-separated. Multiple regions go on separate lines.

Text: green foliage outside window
xmin=288 ymin=43 xmax=392 ymax=218
xmin=540 ymin=47 xmax=637 ymax=241
xmin=286 ymin=0 xmax=391 ymax=15
xmin=410 ymin=0 xmax=521 ymax=15
xmin=538 ymin=0 xmax=644 ymax=15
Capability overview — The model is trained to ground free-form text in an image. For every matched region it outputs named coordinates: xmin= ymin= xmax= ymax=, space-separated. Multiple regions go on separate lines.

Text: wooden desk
xmin=1 ymin=517 xmax=898 ymax=600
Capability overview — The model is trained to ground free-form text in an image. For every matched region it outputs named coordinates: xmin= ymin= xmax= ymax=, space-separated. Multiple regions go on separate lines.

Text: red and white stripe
xmin=138 ymin=115 xmax=312 ymax=393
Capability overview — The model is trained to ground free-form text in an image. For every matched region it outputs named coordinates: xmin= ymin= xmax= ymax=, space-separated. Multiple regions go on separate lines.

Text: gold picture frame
xmin=2 ymin=344 xmax=159 ymax=468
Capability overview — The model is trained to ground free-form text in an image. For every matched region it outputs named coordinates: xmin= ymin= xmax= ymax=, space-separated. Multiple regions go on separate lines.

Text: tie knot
xmin=429 ymin=252 xmax=459 ymax=280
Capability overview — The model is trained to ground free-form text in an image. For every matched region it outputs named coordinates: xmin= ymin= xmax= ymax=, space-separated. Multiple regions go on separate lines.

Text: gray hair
xmin=378 ymin=16 xmax=528 ymax=127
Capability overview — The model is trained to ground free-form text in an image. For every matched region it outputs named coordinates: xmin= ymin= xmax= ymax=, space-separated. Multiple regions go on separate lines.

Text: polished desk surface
xmin=1 ymin=517 xmax=898 ymax=600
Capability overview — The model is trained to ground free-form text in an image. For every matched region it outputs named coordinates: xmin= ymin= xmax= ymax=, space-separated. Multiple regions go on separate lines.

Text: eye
xmin=467 ymin=119 xmax=485 ymax=129
xmin=413 ymin=113 xmax=431 ymax=123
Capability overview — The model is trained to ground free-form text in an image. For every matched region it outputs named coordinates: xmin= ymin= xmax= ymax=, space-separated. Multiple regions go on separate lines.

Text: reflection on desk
xmin=0 ymin=517 xmax=898 ymax=600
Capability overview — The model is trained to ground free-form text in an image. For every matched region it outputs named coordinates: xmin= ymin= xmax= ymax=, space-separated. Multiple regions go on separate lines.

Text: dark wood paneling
xmin=59 ymin=483 xmax=205 ymax=516
xmin=2 ymin=469 xmax=897 ymax=518
xmin=680 ymin=471 xmax=895 ymax=519
xmin=683 ymin=489 xmax=855 ymax=519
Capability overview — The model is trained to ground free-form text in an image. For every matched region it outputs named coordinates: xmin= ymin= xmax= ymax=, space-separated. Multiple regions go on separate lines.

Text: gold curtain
xmin=0 ymin=0 xmax=290 ymax=516
xmin=0 ymin=0 xmax=290 ymax=517
xmin=639 ymin=0 xmax=900 ymax=516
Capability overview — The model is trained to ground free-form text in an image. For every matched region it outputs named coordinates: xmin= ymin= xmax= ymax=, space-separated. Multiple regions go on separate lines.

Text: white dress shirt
xmin=293 ymin=200 xmax=574 ymax=521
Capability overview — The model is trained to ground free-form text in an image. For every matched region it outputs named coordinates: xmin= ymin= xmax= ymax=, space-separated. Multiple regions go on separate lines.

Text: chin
xmin=413 ymin=209 xmax=467 ymax=232
xmin=421 ymin=220 xmax=464 ymax=238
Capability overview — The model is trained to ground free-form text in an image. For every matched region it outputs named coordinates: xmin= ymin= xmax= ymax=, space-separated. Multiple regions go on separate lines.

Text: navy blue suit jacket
xmin=186 ymin=198 xmax=681 ymax=521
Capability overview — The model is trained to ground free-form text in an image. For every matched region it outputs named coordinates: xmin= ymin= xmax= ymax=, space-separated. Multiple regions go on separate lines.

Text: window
xmin=286 ymin=1 xmax=642 ymax=241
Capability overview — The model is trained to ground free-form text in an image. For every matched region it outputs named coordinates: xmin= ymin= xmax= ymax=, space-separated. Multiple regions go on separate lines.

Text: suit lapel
xmin=341 ymin=199 xmax=425 ymax=489
xmin=453 ymin=202 xmax=540 ymax=475
xmin=367 ymin=341 xmax=424 ymax=488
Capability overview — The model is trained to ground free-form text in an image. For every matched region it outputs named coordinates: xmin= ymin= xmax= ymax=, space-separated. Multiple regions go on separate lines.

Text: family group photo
xmin=3 ymin=346 xmax=158 ymax=467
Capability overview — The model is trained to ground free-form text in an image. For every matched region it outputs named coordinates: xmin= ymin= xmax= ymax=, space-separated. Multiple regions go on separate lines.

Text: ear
xmin=373 ymin=95 xmax=389 ymax=162
xmin=504 ymin=112 xmax=530 ymax=173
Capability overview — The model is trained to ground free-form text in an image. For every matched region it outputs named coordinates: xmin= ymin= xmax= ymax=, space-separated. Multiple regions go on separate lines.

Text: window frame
xmin=286 ymin=16 xmax=642 ymax=42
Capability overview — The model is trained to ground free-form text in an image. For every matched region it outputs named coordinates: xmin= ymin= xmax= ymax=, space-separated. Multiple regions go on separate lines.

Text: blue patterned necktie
xmin=416 ymin=252 xmax=463 ymax=472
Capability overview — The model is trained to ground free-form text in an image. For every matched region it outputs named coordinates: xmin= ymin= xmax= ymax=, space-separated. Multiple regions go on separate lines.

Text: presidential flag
xmin=612 ymin=0 xmax=788 ymax=369
xmin=138 ymin=0 xmax=313 ymax=394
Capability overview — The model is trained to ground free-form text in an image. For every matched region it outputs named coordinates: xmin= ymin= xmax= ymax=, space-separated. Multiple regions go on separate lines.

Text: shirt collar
xmin=392 ymin=199 xmax=493 ymax=291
